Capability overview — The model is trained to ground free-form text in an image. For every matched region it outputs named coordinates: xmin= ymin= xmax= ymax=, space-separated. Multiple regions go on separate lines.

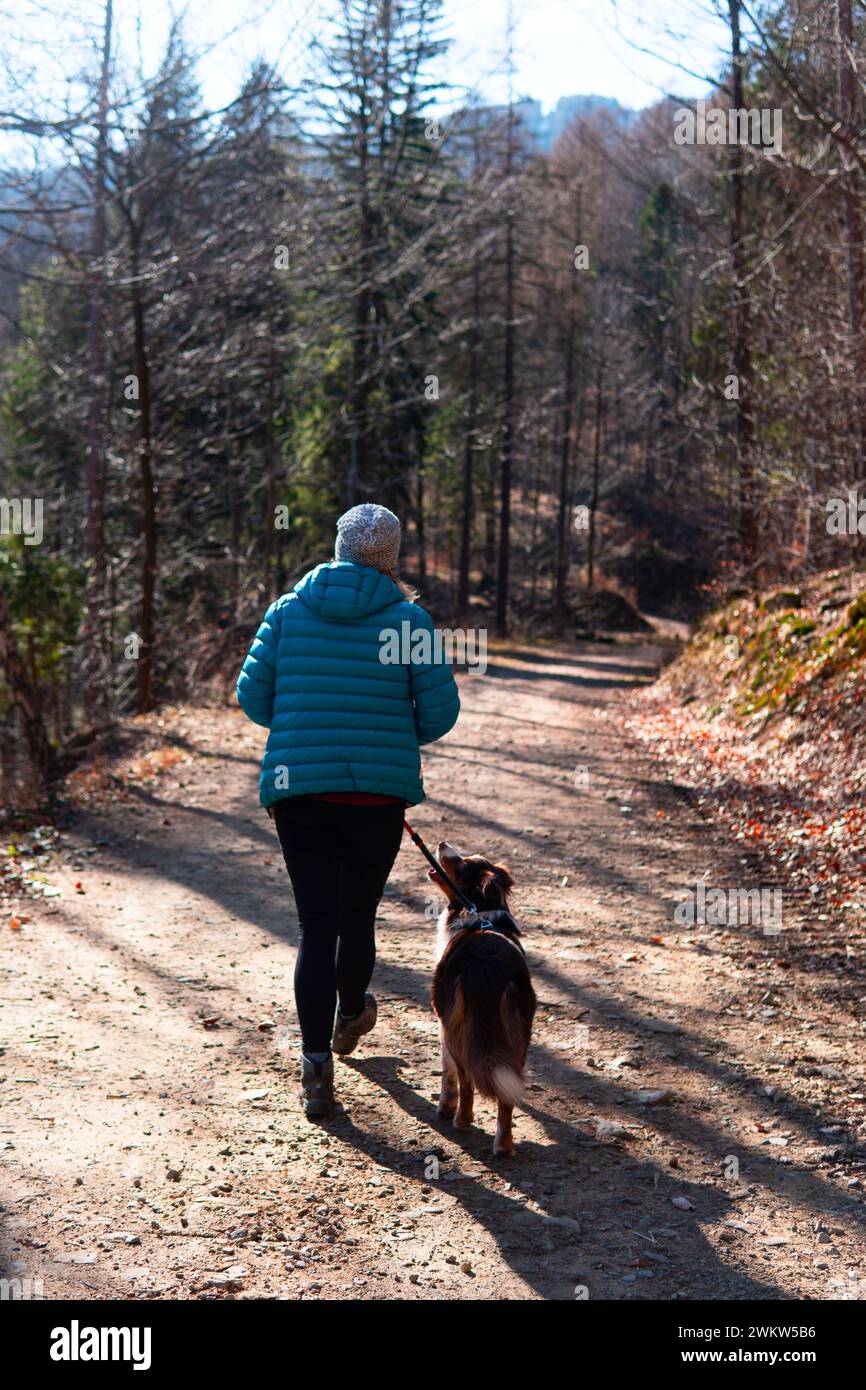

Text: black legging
xmin=273 ymin=796 xmax=405 ymax=1053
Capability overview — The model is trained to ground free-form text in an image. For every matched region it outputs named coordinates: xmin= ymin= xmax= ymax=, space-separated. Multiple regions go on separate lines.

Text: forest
xmin=1 ymin=0 xmax=864 ymax=805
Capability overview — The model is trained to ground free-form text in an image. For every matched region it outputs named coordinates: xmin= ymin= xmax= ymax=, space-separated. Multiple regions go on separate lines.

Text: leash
xmin=403 ymin=819 xmax=523 ymax=951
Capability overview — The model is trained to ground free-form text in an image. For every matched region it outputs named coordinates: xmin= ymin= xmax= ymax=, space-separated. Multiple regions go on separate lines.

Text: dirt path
xmin=3 ymin=641 xmax=865 ymax=1302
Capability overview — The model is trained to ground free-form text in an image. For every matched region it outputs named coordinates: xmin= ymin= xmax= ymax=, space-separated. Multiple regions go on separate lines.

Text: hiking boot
xmin=299 ymin=1054 xmax=334 ymax=1117
xmin=332 ymin=993 xmax=378 ymax=1056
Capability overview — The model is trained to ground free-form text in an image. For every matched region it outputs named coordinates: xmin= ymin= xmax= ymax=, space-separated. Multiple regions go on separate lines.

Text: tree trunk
xmin=553 ymin=183 xmax=582 ymax=629
xmin=0 ymin=582 xmax=56 ymax=795
xmin=496 ymin=206 xmax=515 ymax=635
xmin=132 ymin=276 xmax=157 ymax=714
xmin=264 ymin=336 xmax=277 ymax=598
xmin=837 ymin=0 xmax=866 ymax=456
xmin=482 ymin=450 xmax=496 ymax=590
xmin=495 ymin=23 xmax=516 ymax=638
xmin=82 ymin=0 xmax=114 ymax=722
xmin=728 ymin=0 xmax=758 ymax=569
xmin=457 ymin=246 xmax=480 ymax=622
xmin=415 ymin=466 xmax=427 ymax=588
xmin=529 ymin=422 xmax=543 ymax=609
xmin=346 ymin=80 xmax=375 ymax=506
xmin=229 ymin=453 xmax=241 ymax=621
xmin=587 ymin=363 xmax=604 ymax=593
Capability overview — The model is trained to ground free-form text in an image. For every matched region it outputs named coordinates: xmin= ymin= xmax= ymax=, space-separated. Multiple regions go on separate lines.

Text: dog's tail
xmin=456 ymin=980 xmax=529 ymax=1106
xmin=489 ymin=1061 xmax=525 ymax=1107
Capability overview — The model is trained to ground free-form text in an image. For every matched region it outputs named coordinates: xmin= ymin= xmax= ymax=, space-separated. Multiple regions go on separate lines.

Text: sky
xmin=441 ymin=0 xmax=730 ymax=110
xmin=4 ymin=0 xmax=732 ymax=122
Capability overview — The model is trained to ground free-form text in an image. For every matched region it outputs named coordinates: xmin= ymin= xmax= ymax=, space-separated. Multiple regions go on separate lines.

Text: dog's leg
xmin=437 ymin=1028 xmax=458 ymax=1120
xmin=493 ymin=1101 xmax=514 ymax=1156
xmin=454 ymin=1065 xmax=474 ymax=1130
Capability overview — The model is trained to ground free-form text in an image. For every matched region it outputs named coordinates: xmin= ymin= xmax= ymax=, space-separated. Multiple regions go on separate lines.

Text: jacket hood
xmin=293 ymin=561 xmax=405 ymax=622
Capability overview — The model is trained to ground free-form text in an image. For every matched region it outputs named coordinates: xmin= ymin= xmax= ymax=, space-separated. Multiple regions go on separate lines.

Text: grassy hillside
xmin=628 ymin=566 xmax=866 ymax=920
xmin=675 ymin=569 xmax=866 ymax=728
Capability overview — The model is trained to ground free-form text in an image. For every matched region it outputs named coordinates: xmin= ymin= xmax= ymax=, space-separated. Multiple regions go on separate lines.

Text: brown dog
xmin=429 ymin=841 xmax=536 ymax=1156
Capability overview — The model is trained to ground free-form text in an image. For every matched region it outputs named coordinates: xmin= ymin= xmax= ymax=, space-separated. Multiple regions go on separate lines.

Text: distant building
xmin=471 ymin=94 xmax=634 ymax=151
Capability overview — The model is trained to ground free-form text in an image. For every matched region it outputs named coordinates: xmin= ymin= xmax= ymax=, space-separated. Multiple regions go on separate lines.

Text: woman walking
xmin=237 ymin=503 xmax=460 ymax=1115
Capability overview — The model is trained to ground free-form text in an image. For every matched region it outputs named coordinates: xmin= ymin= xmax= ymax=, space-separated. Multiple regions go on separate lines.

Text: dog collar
xmin=456 ymin=909 xmax=525 ymax=953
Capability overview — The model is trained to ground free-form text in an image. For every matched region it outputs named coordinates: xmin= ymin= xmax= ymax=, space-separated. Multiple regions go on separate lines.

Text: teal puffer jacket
xmin=236 ymin=562 xmax=460 ymax=807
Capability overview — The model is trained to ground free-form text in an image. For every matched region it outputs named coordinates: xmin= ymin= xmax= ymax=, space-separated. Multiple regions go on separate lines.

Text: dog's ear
xmin=495 ymin=863 xmax=514 ymax=896
xmin=481 ymin=862 xmax=514 ymax=903
xmin=494 ymin=862 xmax=514 ymax=894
